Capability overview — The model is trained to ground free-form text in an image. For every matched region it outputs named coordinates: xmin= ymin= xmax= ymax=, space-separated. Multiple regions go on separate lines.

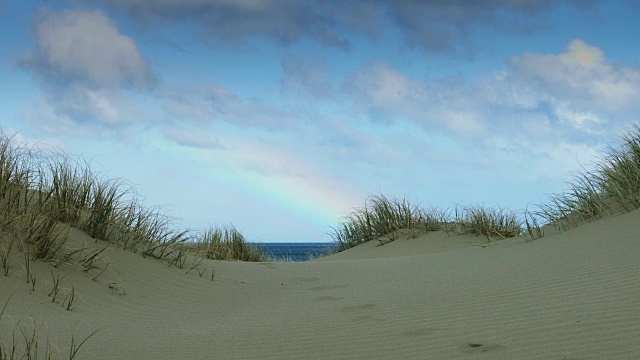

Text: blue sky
xmin=2 ymin=1 xmax=640 ymax=243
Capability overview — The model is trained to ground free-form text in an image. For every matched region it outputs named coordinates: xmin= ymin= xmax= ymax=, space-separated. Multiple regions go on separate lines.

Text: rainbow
xmin=229 ymin=145 xmax=364 ymax=227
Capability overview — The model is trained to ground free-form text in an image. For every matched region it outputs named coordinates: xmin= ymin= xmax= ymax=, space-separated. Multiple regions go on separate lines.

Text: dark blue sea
xmin=254 ymin=243 xmax=338 ymax=262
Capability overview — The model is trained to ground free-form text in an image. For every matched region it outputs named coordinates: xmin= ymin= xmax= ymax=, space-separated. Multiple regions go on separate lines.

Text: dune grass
xmin=330 ymin=195 xmax=523 ymax=251
xmin=332 ymin=123 xmax=640 ymax=252
xmin=0 ymin=128 xmax=269 ymax=356
xmin=455 ymin=205 xmax=522 ymax=239
xmin=1 ymin=119 xmax=640 ymax=353
xmin=0 ymin=133 xmax=67 ymax=261
xmin=0 ymin=129 xmax=268 ymax=269
xmin=537 ymin=124 xmax=640 ymax=230
xmin=190 ymin=225 xmax=269 ymax=262
xmin=0 ymin=292 xmax=96 ymax=360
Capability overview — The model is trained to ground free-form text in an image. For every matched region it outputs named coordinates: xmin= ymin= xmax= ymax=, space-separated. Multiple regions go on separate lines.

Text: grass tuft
xmin=0 ymin=293 xmax=96 ymax=359
xmin=330 ymin=195 xmax=426 ymax=251
xmin=330 ymin=195 xmax=523 ymax=251
xmin=455 ymin=205 xmax=522 ymax=240
xmin=332 ymin=123 xmax=640 ymax=251
xmin=191 ymin=225 xmax=269 ymax=262
xmin=537 ymin=123 xmax=640 ymax=230
xmin=0 ymin=128 xmax=267 ymax=276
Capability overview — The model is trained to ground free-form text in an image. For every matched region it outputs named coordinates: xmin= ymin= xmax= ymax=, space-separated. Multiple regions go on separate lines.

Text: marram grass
xmin=0 ymin=292 xmax=97 ymax=360
xmin=0 ymin=129 xmax=269 ymax=266
xmin=332 ymin=122 xmax=640 ymax=252
xmin=2 ymin=121 xmax=640 ymax=354
xmin=330 ymin=196 xmax=523 ymax=251
xmin=0 ymin=128 xmax=270 ymax=356
xmin=190 ymin=225 xmax=269 ymax=262
xmin=537 ymin=123 xmax=640 ymax=230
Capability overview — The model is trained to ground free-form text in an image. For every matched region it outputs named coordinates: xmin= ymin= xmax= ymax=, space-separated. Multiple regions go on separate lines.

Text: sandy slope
xmin=1 ymin=209 xmax=639 ymax=359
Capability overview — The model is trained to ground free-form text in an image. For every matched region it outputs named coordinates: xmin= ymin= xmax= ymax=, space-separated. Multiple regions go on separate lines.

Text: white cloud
xmin=51 ymin=87 xmax=136 ymax=126
xmin=347 ymin=63 xmax=414 ymax=111
xmin=18 ymin=9 xmax=157 ymax=136
xmin=506 ymin=39 xmax=640 ymax=114
xmin=560 ymin=39 xmax=604 ymax=68
xmin=20 ymin=97 xmax=91 ymax=137
xmin=342 ymin=62 xmax=487 ymax=135
xmin=342 ymin=57 xmax=629 ymax=140
xmin=22 ymin=9 xmax=155 ymax=89
xmin=20 ymin=87 xmax=152 ymax=138
xmin=554 ymin=105 xmax=603 ymax=132
xmin=342 ymin=62 xmax=429 ymax=121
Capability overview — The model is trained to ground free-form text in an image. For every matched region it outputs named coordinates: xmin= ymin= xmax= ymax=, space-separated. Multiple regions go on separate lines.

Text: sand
xmin=1 ymin=209 xmax=639 ymax=359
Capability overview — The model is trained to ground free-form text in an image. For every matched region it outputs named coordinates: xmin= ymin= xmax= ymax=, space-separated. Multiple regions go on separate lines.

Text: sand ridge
xmin=2 ymin=209 xmax=640 ymax=359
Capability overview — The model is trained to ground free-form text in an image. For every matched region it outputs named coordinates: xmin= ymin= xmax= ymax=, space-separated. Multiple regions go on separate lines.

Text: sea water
xmin=254 ymin=243 xmax=338 ymax=262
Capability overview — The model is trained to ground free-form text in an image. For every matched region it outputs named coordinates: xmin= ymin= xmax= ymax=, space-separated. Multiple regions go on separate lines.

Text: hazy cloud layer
xmin=47 ymin=86 xmax=142 ymax=126
xmin=95 ymin=0 xmax=591 ymax=52
xmin=159 ymin=39 xmax=639 ymax=171
xmin=164 ymin=128 xmax=225 ymax=149
xmin=20 ymin=88 xmax=150 ymax=139
xmin=333 ymin=39 xmax=640 ymax=143
xmin=281 ymin=53 xmax=335 ymax=100
xmin=162 ymin=84 xmax=301 ymax=131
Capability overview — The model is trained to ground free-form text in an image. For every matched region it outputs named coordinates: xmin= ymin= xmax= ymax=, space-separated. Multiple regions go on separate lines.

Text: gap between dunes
xmin=1 ymin=208 xmax=639 ymax=359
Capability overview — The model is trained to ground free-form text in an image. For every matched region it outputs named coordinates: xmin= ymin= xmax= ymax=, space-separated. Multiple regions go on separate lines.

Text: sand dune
xmin=1 ymin=209 xmax=639 ymax=359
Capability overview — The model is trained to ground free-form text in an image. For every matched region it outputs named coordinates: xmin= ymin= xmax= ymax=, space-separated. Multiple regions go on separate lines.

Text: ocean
xmin=254 ymin=242 xmax=338 ymax=262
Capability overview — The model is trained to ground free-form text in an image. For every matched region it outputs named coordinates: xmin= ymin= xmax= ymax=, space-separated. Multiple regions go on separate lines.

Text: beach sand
xmin=1 ymin=209 xmax=639 ymax=359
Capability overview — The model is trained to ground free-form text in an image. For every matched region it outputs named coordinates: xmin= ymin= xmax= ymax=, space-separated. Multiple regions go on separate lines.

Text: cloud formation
xmin=20 ymin=88 xmax=150 ymax=139
xmin=47 ymin=87 xmax=140 ymax=126
xmin=164 ymin=128 xmax=225 ymax=150
xmin=19 ymin=9 xmax=156 ymax=133
xmin=334 ymin=39 xmax=640 ymax=143
xmin=162 ymin=84 xmax=301 ymax=131
xmin=506 ymin=39 xmax=640 ymax=114
xmin=161 ymin=38 xmax=636 ymax=176
xmin=21 ymin=9 xmax=155 ymax=89
xmin=99 ymin=0 xmax=355 ymax=50
xmin=341 ymin=62 xmax=486 ymax=135
xmin=96 ymin=0 xmax=591 ymax=52
xmin=280 ymin=53 xmax=335 ymax=100
xmin=385 ymin=0 xmax=557 ymax=52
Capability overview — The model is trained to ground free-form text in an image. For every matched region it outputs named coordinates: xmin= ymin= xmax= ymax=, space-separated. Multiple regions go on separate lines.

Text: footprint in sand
xmin=462 ymin=343 xmax=506 ymax=354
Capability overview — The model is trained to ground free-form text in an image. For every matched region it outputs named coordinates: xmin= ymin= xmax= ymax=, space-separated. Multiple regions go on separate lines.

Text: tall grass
xmin=330 ymin=195 xmax=523 ymax=251
xmin=0 ymin=132 xmax=67 ymax=261
xmin=455 ymin=205 xmax=522 ymax=239
xmin=44 ymin=157 xmax=93 ymax=226
xmin=0 ymin=129 xmax=267 ymax=268
xmin=190 ymin=225 xmax=268 ymax=262
xmin=332 ymin=123 xmax=640 ymax=251
xmin=537 ymin=124 xmax=640 ymax=230
xmin=0 ymin=130 xmax=268 ymax=355
xmin=330 ymin=195 xmax=422 ymax=251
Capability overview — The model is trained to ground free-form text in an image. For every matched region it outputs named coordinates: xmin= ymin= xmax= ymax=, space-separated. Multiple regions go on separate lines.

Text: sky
xmin=2 ymin=1 xmax=640 ymax=243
